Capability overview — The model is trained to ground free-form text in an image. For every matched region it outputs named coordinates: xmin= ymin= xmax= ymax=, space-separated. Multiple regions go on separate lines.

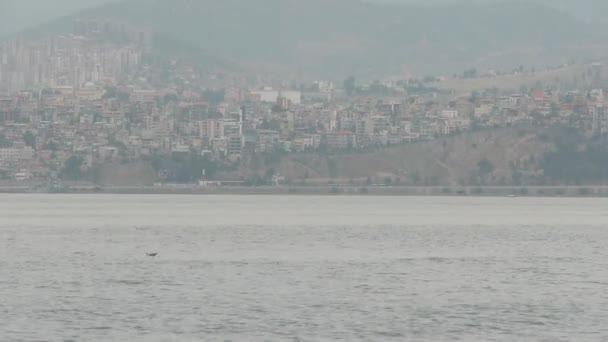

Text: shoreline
xmin=2 ymin=185 xmax=608 ymax=197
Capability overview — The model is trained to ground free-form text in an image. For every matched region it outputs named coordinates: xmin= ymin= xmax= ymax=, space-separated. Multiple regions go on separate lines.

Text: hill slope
xmin=0 ymin=0 xmax=116 ymax=38
xmin=30 ymin=0 xmax=607 ymax=77
xmin=230 ymin=126 xmax=558 ymax=186
xmin=369 ymin=0 xmax=608 ymax=28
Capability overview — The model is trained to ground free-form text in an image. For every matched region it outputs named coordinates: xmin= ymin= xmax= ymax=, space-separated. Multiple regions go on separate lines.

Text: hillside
xmin=69 ymin=126 xmax=608 ymax=188
xmin=370 ymin=0 xmax=608 ymax=28
xmin=25 ymin=0 xmax=607 ymax=77
xmin=0 ymin=0 xmax=115 ymax=38
xmin=431 ymin=63 xmax=605 ymax=95
xmin=231 ymin=126 xmax=560 ymax=186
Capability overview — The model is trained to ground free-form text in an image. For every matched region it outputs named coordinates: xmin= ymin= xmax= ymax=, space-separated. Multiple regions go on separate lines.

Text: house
xmin=590 ymin=89 xmax=604 ymax=102
xmin=531 ymin=89 xmax=545 ymax=102
xmin=0 ymin=146 xmax=34 ymax=163
xmin=257 ymin=130 xmax=281 ymax=153
xmin=441 ymin=110 xmax=459 ymax=119
xmin=474 ymin=104 xmax=492 ymax=117
xmin=250 ymin=88 xmax=301 ymax=105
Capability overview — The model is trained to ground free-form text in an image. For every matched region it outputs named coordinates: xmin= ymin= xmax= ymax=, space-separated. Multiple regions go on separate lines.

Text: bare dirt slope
xmin=97 ymin=161 xmax=157 ymax=186
xmin=271 ymin=127 xmax=553 ymax=185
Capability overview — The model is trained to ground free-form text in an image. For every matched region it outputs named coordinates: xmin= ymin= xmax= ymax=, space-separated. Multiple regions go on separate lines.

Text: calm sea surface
xmin=1 ymin=195 xmax=608 ymax=341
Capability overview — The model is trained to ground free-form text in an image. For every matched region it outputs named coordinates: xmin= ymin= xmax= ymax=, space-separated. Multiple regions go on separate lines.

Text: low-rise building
xmin=323 ymin=131 xmax=356 ymax=150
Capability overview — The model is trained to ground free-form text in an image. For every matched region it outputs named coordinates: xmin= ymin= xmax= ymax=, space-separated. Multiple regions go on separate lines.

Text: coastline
xmin=2 ymin=185 xmax=608 ymax=197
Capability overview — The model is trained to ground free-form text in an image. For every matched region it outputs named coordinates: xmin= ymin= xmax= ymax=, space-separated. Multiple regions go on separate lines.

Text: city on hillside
xmin=1 ymin=20 xmax=608 ymax=189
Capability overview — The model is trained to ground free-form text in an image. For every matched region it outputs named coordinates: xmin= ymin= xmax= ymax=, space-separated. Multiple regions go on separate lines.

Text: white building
xmin=250 ymin=88 xmax=301 ymax=105
xmin=0 ymin=148 xmax=21 ymax=161
xmin=315 ymin=81 xmax=334 ymax=93
xmin=356 ymin=118 xmax=375 ymax=136
xmin=0 ymin=146 xmax=33 ymax=162
xmin=441 ymin=110 xmax=459 ymax=119
xmin=474 ymin=104 xmax=492 ymax=117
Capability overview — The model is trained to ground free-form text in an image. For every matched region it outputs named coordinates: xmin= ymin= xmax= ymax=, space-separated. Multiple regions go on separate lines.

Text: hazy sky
xmin=0 ymin=0 xmax=600 ymax=37
xmin=0 ymin=0 xmax=118 ymax=36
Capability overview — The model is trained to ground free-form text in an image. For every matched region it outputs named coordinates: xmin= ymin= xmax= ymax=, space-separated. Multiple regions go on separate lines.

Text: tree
xmin=370 ymin=80 xmax=389 ymax=96
xmin=23 ymin=131 xmax=36 ymax=149
xmin=410 ymin=171 xmax=421 ymax=185
xmin=163 ymin=93 xmax=179 ymax=104
xmin=478 ymin=158 xmax=495 ymax=176
xmin=41 ymin=88 xmax=55 ymax=97
xmin=344 ymin=76 xmax=356 ymax=96
xmin=0 ymin=133 xmax=13 ymax=148
xmin=43 ymin=141 xmax=59 ymax=151
xmin=469 ymin=91 xmax=480 ymax=104
xmin=103 ymin=86 xmax=118 ymax=99
xmin=62 ymin=156 xmax=84 ymax=180
xmin=117 ymin=92 xmax=130 ymax=103
xmin=463 ymin=68 xmax=477 ymax=79
xmin=259 ymin=118 xmax=280 ymax=131
xmin=265 ymin=168 xmax=276 ymax=180
xmin=201 ymin=89 xmax=225 ymax=104
xmin=271 ymin=104 xmax=285 ymax=113
xmin=477 ymin=158 xmax=495 ymax=184
xmin=148 ymin=153 xmax=220 ymax=184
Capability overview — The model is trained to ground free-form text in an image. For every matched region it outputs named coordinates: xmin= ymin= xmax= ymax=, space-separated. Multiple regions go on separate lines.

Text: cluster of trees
xmin=0 ymin=131 xmax=36 ymax=148
xmin=148 ymin=152 xmax=219 ymax=183
xmin=343 ymin=76 xmax=442 ymax=97
xmin=242 ymin=168 xmax=277 ymax=186
xmin=201 ymin=89 xmax=225 ymax=105
xmin=23 ymin=131 xmax=36 ymax=148
xmin=61 ymin=156 xmax=85 ymax=180
xmin=404 ymin=83 xmax=442 ymax=96
xmin=541 ymin=138 xmax=608 ymax=185
xmin=102 ymin=86 xmax=130 ymax=102
xmin=59 ymin=152 xmax=225 ymax=184
xmin=343 ymin=76 xmax=356 ymax=96
xmin=462 ymin=68 xmax=478 ymax=79
xmin=477 ymin=158 xmax=495 ymax=184
xmin=0 ymin=133 xmax=13 ymax=148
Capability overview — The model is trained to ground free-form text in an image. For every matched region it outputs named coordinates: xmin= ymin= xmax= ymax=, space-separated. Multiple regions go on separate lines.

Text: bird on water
xmin=146 ymin=253 xmax=158 ymax=257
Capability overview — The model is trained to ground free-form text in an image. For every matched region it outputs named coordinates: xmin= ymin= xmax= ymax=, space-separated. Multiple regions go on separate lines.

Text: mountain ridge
xmin=6 ymin=0 xmax=608 ymax=77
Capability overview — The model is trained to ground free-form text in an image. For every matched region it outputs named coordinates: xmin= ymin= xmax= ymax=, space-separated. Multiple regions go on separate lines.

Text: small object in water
xmin=146 ymin=253 xmax=158 ymax=257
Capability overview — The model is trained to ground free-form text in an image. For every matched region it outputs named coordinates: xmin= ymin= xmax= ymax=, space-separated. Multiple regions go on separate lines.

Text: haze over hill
xmin=3 ymin=1 xmax=608 ymax=191
xmin=0 ymin=0 xmax=117 ymax=37
xmin=3 ymin=0 xmax=606 ymax=33
xmin=12 ymin=0 xmax=607 ymax=78
xmin=3 ymin=0 xmax=606 ymax=34
xmin=370 ymin=0 xmax=608 ymax=24
xmin=2 ymin=0 xmax=608 ymax=77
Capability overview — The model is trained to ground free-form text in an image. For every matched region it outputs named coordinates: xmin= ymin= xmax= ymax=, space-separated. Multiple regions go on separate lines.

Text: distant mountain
xmin=535 ymin=0 xmax=608 ymax=27
xmin=14 ymin=0 xmax=608 ymax=78
xmin=367 ymin=0 xmax=608 ymax=27
xmin=0 ymin=0 xmax=118 ymax=38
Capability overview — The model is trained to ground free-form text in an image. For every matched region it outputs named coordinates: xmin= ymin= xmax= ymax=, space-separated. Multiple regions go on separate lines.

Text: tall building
xmin=199 ymin=119 xmax=225 ymax=142
xmin=228 ymin=135 xmax=242 ymax=156
xmin=356 ymin=118 xmax=374 ymax=136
